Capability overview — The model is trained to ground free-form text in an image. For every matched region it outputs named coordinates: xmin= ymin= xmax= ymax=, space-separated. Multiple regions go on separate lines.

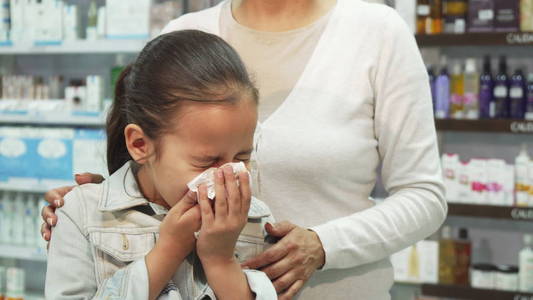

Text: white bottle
xmin=515 ymin=145 xmax=531 ymax=207
xmin=519 ymin=234 xmax=533 ymax=292
xmin=23 ymin=195 xmax=37 ymax=247
xmin=0 ymin=192 xmax=13 ymax=244
xmin=463 ymin=58 xmax=480 ymax=120
xmin=37 ymin=197 xmax=48 ymax=250
xmin=12 ymin=193 xmax=25 ymax=245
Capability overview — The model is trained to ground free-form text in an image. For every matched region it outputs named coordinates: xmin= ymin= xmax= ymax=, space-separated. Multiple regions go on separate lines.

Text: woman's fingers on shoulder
xmin=74 ymin=173 xmax=104 ymax=185
xmin=44 ymin=186 xmax=74 ymax=207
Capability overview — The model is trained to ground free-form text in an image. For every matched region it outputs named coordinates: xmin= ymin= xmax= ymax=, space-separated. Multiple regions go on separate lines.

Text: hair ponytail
xmin=106 ymin=64 xmax=133 ymax=174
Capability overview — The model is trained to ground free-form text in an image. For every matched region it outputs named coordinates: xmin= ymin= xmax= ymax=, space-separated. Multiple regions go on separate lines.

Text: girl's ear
xmin=124 ymin=124 xmax=153 ymax=164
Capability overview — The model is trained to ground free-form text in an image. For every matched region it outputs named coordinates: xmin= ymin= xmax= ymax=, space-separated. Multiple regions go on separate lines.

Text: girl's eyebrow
xmin=192 ymin=149 xmax=253 ymax=161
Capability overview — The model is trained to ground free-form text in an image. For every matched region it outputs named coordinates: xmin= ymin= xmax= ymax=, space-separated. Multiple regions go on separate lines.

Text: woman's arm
xmin=309 ymin=7 xmax=447 ymax=270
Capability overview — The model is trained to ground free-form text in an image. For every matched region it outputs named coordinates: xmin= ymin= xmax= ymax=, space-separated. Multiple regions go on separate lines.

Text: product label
xmin=494 ymin=86 xmax=508 ymax=98
xmin=510 ymin=87 xmax=524 ymax=99
xmin=479 ymin=9 xmax=494 ymax=20
xmin=417 ymin=5 xmax=430 ymax=16
xmin=510 ymin=122 xmax=533 ymax=133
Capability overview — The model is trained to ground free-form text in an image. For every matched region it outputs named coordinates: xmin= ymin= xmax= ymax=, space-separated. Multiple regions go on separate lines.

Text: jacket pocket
xmin=88 ymin=227 xmax=157 ymax=284
xmin=235 ymin=220 xmax=270 ymax=263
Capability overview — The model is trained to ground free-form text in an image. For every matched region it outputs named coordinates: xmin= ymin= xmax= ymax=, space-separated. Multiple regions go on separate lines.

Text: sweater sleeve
xmin=310 ymin=8 xmax=447 ymax=270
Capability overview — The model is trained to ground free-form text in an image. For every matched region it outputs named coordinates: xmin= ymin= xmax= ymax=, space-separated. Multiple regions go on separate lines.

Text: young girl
xmin=45 ymin=30 xmax=276 ymax=300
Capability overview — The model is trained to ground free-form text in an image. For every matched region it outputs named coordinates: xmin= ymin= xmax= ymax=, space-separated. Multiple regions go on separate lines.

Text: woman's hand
xmin=40 ymin=173 xmax=104 ymax=241
xmin=242 ymin=222 xmax=326 ymax=300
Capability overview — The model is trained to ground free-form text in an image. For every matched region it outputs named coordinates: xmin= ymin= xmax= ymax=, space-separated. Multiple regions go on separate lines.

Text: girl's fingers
xmin=198 ymin=184 xmax=214 ymax=226
xmin=214 ymin=168 xmax=228 ymax=220
xmin=238 ymin=171 xmax=252 ymax=215
xmin=171 ymin=190 xmax=198 ymax=218
xmin=223 ymin=165 xmax=241 ymax=216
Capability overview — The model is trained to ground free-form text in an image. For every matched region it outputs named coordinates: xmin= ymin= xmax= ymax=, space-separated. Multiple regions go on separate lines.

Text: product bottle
xmin=428 ymin=66 xmax=437 ymax=112
xmin=525 ymin=73 xmax=533 ymax=120
xmin=443 ymin=0 xmax=467 ymax=33
xmin=521 ymin=0 xmax=533 ymax=32
xmin=435 ymin=58 xmax=451 ymax=119
xmin=429 ymin=0 xmax=443 ymax=34
xmin=515 ymin=145 xmax=531 ymax=207
xmin=510 ymin=69 xmax=527 ymax=120
xmin=439 ymin=226 xmax=456 ymax=284
xmin=408 ymin=243 xmax=421 ymax=280
xmin=463 ymin=58 xmax=480 ymax=119
xmin=12 ymin=193 xmax=25 ymax=245
xmin=417 ymin=0 xmax=431 ymax=34
xmin=23 ymin=196 xmax=36 ymax=247
xmin=450 ymin=62 xmax=465 ymax=119
xmin=454 ymin=228 xmax=471 ymax=285
xmin=494 ymin=56 xmax=510 ymax=119
xmin=519 ymin=234 xmax=533 ymax=292
xmin=111 ymin=54 xmax=127 ymax=98
xmin=86 ymin=0 xmax=98 ymax=40
xmin=479 ymin=55 xmax=494 ymax=119
xmin=1 ymin=192 xmax=12 ymax=244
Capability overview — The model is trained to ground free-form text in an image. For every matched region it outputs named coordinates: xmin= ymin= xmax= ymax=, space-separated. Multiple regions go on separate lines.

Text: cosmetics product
xmin=493 ymin=56 xmax=509 ymax=119
xmin=468 ymin=0 xmax=495 ymax=32
xmin=443 ymin=0 xmax=467 ymax=33
xmin=471 ymin=264 xmax=497 ymax=289
xmin=486 ymin=159 xmax=505 ymax=205
xmin=5 ymin=267 xmax=24 ymax=300
xmin=439 ymin=226 xmax=456 ymax=284
xmin=428 ymin=66 xmax=436 ymax=112
xmin=86 ymin=0 xmax=98 ymax=40
xmin=63 ymin=4 xmax=80 ymax=40
xmin=435 ymin=59 xmax=451 ymax=119
xmin=469 ymin=159 xmax=488 ymax=204
xmin=480 ymin=55 xmax=494 ymax=119
xmin=495 ymin=265 xmax=519 ymax=291
xmin=429 ymin=0 xmax=443 ymax=34
xmin=519 ymin=234 xmax=533 ymax=292
xmin=418 ymin=240 xmax=439 ymax=283
xmin=515 ymin=145 xmax=530 ymax=207
xmin=23 ymin=195 xmax=36 ymax=247
xmin=494 ymin=0 xmax=520 ymax=32
xmin=454 ymin=228 xmax=471 ymax=285
xmin=416 ymin=0 xmax=430 ymax=34
xmin=463 ymin=58 xmax=479 ymax=119
xmin=510 ymin=69 xmax=526 ymax=120
xmin=450 ymin=62 xmax=464 ymax=119
xmin=458 ymin=161 xmax=470 ymax=201
xmin=525 ymin=73 xmax=533 ymax=120
xmin=503 ymin=164 xmax=516 ymax=206
xmin=12 ymin=193 xmax=25 ymax=245
xmin=442 ymin=153 xmax=461 ymax=202
xmin=521 ymin=0 xmax=533 ymax=32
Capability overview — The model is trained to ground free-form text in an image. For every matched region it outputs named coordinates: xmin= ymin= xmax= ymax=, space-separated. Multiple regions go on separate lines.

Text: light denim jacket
xmin=45 ymin=162 xmax=277 ymax=300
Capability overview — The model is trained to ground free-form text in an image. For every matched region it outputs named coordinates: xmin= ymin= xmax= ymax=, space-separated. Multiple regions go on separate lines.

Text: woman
xmin=41 ymin=0 xmax=447 ymax=299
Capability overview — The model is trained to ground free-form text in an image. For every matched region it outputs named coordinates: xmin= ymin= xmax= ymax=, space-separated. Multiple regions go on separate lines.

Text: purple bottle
xmin=526 ymin=73 xmax=533 ymax=120
xmin=479 ymin=55 xmax=493 ymax=119
xmin=435 ymin=64 xmax=451 ymax=119
xmin=509 ymin=69 xmax=526 ymax=120
xmin=493 ymin=55 xmax=509 ymax=119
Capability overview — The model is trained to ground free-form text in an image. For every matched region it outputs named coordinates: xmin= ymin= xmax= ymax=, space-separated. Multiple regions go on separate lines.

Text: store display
xmin=519 ymin=234 xmax=533 ymax=292
xmin=0 ymin=191 xmax=41 ymax=247
xmin=509 ymin=69 xmax=527 ymax=119
xmin=463 ymin=58 xmax=480 ymax=119
xmin=450 ymin=62 xmax=465 ymax=118
xmin=479 ymin=56 xmax=494 ymax=119
xmin=435 ymin=57 xmax=451 ymax=119
xmin=391 ymin=240 xmax=439 ymax=283
xmin=494 ymin=55 xmax=510 ymax=118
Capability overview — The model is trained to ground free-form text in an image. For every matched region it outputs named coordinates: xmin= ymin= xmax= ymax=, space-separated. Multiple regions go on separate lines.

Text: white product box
xmin=487 ymin=159 xmax=506 ymax=205
xmin=442 ymin=154 xmax=461 ymax=203
xmin=63 ymin=4 xmax=80 ymax=40
xmin=33 ymin=0 xmax=63 ymax=43
xmin=73 ymin=129 xmax=108 ymax=178
xmin=106 ymin=0 xmax=151 ymax=39
xmin=86 ymin=75 xmax=104 ymax=112
xmin=458 ymin=161 xmax=471 ymax=203
xmin=469 ymin=159 xmax=488 ymax=204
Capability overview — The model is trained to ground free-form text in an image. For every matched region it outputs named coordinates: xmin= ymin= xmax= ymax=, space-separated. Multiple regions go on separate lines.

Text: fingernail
xmin=47 ymin=218 xmax=54 ymax=226
xmin=217 ymin=169 xmax=224 ymax=178
xmin=54 ymin=200 xmax=61 ymax=207
xmin=266 ymin=222 xmax=274 ymax=229
xmin=42 ymin=232 xmax=48 ymax=240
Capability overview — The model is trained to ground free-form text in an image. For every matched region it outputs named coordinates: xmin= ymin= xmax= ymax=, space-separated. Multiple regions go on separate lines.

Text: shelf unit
xmin=420 ymin=284 xmax=533 ymax=300
xmin=416 ymin=32 xmax=533 ymax=47
xmin=0 ymin=244 xmax=46 ymax=262
xmin=435 ymin=119 xmax=533 ymax=134
xmin=0 ymin=110 xmax=106 ymax=127
xmin=0 ymin=39 xmax=148 ymax=55
xmin=448 ymin=203 xmax=533 ymax=222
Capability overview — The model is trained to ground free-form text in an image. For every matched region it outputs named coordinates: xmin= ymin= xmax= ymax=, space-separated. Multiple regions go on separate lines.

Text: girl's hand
xmin=196 ymin=165 xmax=252 ymax=265
xmin=157 ymin=190 xmax=202 ymax=258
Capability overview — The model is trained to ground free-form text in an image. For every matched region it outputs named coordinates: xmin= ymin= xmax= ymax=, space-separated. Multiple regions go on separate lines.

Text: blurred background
xmin=0 ymin=0 xmax=531 ymax=299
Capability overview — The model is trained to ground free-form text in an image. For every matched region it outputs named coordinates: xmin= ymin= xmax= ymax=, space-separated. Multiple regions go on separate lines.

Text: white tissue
xmin=187 ymin=162 xmax=249 ymax=200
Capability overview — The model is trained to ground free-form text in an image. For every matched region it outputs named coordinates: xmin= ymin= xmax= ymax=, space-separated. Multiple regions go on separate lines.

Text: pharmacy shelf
xmin=0 ymin=110 xmax=106 ymax=127
xmin=0 ymin=244 xmax=46 ymax=262
xmin=448 ymin=203 xmax=533 ymax=223
xmin=420 ymin=284 xmax=533 ymax=300
xmin=435 ymin=119 xmax=533 ymax=134
xmin=0 ymin=39 xmax=148 ymax=55
xmin=0 ymin=182 xmax=65 ymax=194
xmin=416 ymin=32 xmax=533 ymax=47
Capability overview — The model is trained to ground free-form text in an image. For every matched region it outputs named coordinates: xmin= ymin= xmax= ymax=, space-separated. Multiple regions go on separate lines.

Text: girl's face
xmin=143 ymin=99 xmax=257 ymax=207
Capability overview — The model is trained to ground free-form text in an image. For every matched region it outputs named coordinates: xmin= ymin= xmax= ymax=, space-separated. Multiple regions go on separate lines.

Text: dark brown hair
xmin=106 ymin=30 xmax=258 ymax=174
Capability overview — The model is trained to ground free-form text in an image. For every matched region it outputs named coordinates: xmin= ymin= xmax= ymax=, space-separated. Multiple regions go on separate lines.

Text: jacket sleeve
xmin=45 ymin=187 xmax=152 ymax=300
